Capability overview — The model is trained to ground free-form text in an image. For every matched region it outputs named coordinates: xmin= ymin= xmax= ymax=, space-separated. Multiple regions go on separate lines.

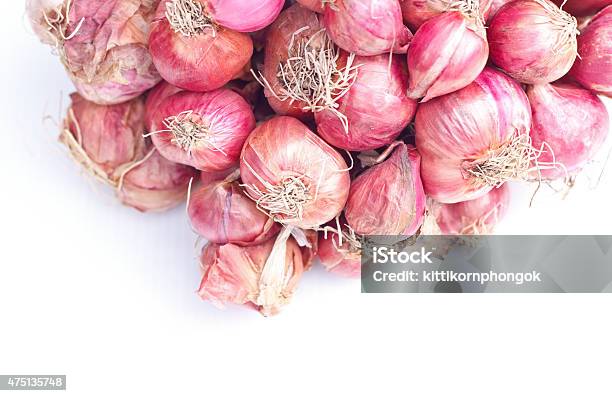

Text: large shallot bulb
xmin=344 ymin=142 xmax=426 ymax=235
xmin=415 ymin=68 xmax=535 ymax=203
xmin=323 ymin=0 xmax=413 ymax=56
xmin=406 ymin=0 xmax=489 ymax=101
xmin=488 ymin=0 xmax=579 ymax=84
xmin=399 ymin=0 xmax=492 ymax=31
xmin=315 ymin=54 xmax=417 ymax=151
xmin=61 ymin=93 xmax=196 ymax=212
xmin=569 ymin=6 xmax=612 ymax=97
xmin=198 ymin=232 xmax=306 ymax=316
xmin=240 ymin=116 xmax=351 ymax=229
xmin=257 ymin=5 xmax=359 ymax=120
xmin=527 ymin=82 xmax=610 ymax=179
xmin=188 ymin=174 xmax=279 ymax=246
xmin=148 ymin=89 xmax=256 ymax=172
xmin=149 ymin=0 xmax=253 ymax=92
xmin=433 ymin=184 xmax=511 ymax=235
xmin=27 ymin=0 xmax=161 ymax=105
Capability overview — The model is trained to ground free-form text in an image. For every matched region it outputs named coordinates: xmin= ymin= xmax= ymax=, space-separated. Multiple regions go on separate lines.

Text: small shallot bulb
xmin=316 ymin=54 xmax=417 ymax=150
xmin=240 ymin=116 xmax=351 ymax=229
xmin=344 ymin=142 xmax=426 ymax=236
xmin=61 ymin=93 xmax=196 ymax=212
xmin=407 ymin=1 xmax=489 ymax=101
xmin=527 ymin=82 xmax=610 ymax=179
xmin=569 ymin=6 xmax=612 ymax=97
xmin=323 ymin=0 xmax=413 ymax=56
xmin=204 ymin=0 xmax=284 ymax=32
xmin=415 ymin=68 xmax=535 ymax=204
xmin=433 ymin=184 xmax=511 ymax=235
xmin=198 ymin=230 xmax=306 ymax=316
xmin=149 ymin=0 xmax=253 ymax=92
xmin=399 ymin=0 xmax=492 ymax=31
xmin=188 ymin=175 xmax=280 ymax=246
xmin=488 ymin=0 xmax=579 ymax=84
xmin=148 ymin=89 xmax=256 ymax=172
xmin=27 ymin=0 xmax=161 ymax=105
xmin=317 ymin=225 xmax=362 ymax=277
xmin=553 ymin=0 xmax=611 ymax=17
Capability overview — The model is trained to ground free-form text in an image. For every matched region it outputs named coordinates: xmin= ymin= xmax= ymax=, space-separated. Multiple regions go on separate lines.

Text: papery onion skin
xmin=553 ymin=0 xmax=611 ymax=17
xmin=150 ymin=89 xmax=256 ymax=172
xmin=345 ymin=143 xmax=426 ymax=236
xmin=198 ymin=237 xmax=305 ymax=316
xmin=240 ymin=116 xmax=351 ymax=229
xmin=199 ymin=167 xmax=239 ymax=186
xmin=415 ymin=67 xmax=532 ymax=203
xmin=407 ymin=11 xmax=489 ymax=102
xmin=317 ymin=232 xmax=361 ymax=278
xmin=488 ymin=0 xmax=578 ymax=84
xmin=27 ymin=0 xmax=162 ymax=105
xmin=296 ymin=0 xmax=325 ymax=13
xmin=145 ymin=81 xmax=183 ymax=131
xmin=262 ymin=4 xmax=323 ymax=118
xmin=435 ymin=184 xmax=510 ymax=235
xmin=323 ymin=0 xmax=412 ymax=56
xmin=188 ymin=180 xmax=279 ymax=246
xmin=399 ymin=0 xmax=492 ymax=31
xmin=569 ymin=6 xmax=612 ymax=97
xmin=316 ymin=54 xmax=417 ymax=150
xmin=205 ymin=0 xmax=284 ymax=32
xmin=149 ymin=0 xmax=253 ymax=92
xmin=527 ymin=82 xmax=610 ymax=179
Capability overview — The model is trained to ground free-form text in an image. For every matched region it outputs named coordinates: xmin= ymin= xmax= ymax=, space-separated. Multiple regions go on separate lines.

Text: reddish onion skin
xmin=317 ymin=232 xmax=361 ymax=278
xmin=198 ymin=237 xmax=305 ymax=316
xmin=345 ymin=144 xmax=426 ymax=236
xmin=145 ymin=81 xmax=183 ymax=131
xmin=188 ymin=180 xmax=279 ymax=246
xmin=297 ymin=0 xmax=325 ymax=13
xmin=488 ymin=0 xmax=578 ymax=84
xmin=27 ymin=0 xmax=161 ymax=105
xmin=435 ymin=184 xmax=510 ymax=235
xmin=323 ymin=0 xmax=413 ymax=56
xmin=553 ymin=0 xmax=611 ymax=17
xmin=487 ymin=0 xmax=513 ymax=21
xmin=527 ymin=82 xmax=610 ymax=179
xmin=316 ymin=54 xmax=416 ymax=151
xmin=262 ymin=4 xmax=323 ymax=119
xmin=569 ymin=6 xmax=612 ymax=97
xmin=399 ymin=0 xmax=492 ymax=31
xmin=407 ymin=11 xmax=489 ymax=102
xmin=150 ymin=89 xmax=256 ymax=172
xmin=240 ymin=116 xmax=351 ymax=229
xmin=149 ymin=0 xmax=253 ymax=92
xmin=415 ymin=67 xmax=532 ymax=203
xmin=205 ymin=0 xmax=284 ymax=32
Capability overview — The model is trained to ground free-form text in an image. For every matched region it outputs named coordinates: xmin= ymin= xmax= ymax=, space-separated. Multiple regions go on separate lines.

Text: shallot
xmin=415 ymin=67 xmax=534 ymax=203
xmin=553 ymin=0 xmax=611 ymax=17
xmin=204 ymin=0 xmax=284 ymax=32
xmin=399 ymin=0 xmax=492 ymax=31
xmin=317 ymin=225 xmax=362 ymax=277
xmin=488 ymin=0 xmax=579 ymax=84
xmin=527 ymin=82 xmax=610 ymax=179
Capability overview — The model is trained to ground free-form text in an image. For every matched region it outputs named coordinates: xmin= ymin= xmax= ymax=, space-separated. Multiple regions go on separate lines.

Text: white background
xmin=1 ymin=2 xmax=611 ymax=395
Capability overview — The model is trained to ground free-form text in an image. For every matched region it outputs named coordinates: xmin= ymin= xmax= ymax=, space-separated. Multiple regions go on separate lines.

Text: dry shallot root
xmin=61 ymin=93 xmax=197 ymax=212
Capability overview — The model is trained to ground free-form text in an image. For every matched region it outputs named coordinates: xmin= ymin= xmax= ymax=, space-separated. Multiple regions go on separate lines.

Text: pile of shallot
xmin=29 ymin=0 xmax=611 ymax=315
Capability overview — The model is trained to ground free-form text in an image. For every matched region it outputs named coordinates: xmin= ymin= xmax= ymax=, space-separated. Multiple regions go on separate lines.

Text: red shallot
xmin=344 ymin=142 xmax=426 ymax=235
xmin=406 ymin=1 xmax=489 ymax=101
xmin=148 ymin=89 xmax=256 ymax=172
xmin=317 ymin=225 xmax=361 ymax=278
xmin=527 ymin=82 xmax=610 ymax=179
xmin=27 ymin=0 xmax=161 ymax=105
xmin=488 ymin=0 xmax=579 ymax=84
xmin=553 ymin=0 xmax=611 ymax=17
xmin=323 ymin=0 xmax=412 ymax=56
xmin=240 ymin=116 xmax=351 ymax=229
xmin=569 ymin=6 xmax=612 ymax=97
xmin=204 ymin=0 xmax=284 ymax=32
xmin=316 ymin=54 xmax=417 ymax=150
xmin=188 ymin=174 xmax=280 ymax=246
xmin=433 ymin=184 xmax=511 ymax=235
xmin=399 ymin=0 xmax=492 ymax=31
xmin=149 ymin=0 xmax=253 ymax=92
xmin=415 ymin=67 xmax=535 ymax=203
